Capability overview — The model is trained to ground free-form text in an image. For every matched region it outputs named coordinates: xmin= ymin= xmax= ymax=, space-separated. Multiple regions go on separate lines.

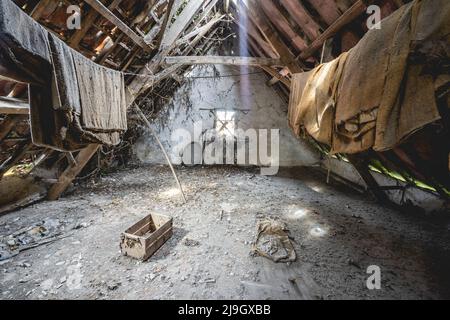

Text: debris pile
xmin=0 ymin=218 xmax=66 ymax=261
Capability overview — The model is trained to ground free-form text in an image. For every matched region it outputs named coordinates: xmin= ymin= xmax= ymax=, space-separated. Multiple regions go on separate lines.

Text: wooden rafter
xmin=279 ymin=0 xmax=321 ymax=41
xmin=164 ymin=56 xmax=282 ymax=67
xmin=160 ymin=0 xmax=207 ymax=48
xmin=296 ymin=0 xmax=376 ymax=61
xmin=0 ymin=97 xmax=29 ymax=115
xmin=259 ymin=0 xmax=307 ymax=52
xmin=242 ymin=0 xmax=303 ymax=73
xmin=83 ymin=0 xmax=153 ymax=51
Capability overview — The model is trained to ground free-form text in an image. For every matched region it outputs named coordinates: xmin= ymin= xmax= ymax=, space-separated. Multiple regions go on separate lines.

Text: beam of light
xmin=237 ymin=0 xmax=252 ymax=110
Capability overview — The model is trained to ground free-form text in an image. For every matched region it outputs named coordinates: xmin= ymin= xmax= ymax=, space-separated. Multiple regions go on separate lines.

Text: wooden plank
xmin=47 ymin=144 xmax=100 ymax=200
xmin=69 ymin=0 xmax=123 ymax=48
xmin=347 ymin=154 xmax=392 ymax=205
xmin=164 ymin=56 xmax=282 ymax=67
xmin=296 ymin=0 xmax=373 ymax=61
xmin=152 ymin=0 xmax=176 ymax=49
xmin=236 ymin=19 xmax=279 ymax=59
xmin=280 ymin=0 xmax=321 ymax=41
xmin=30 ymin=0 xmax=53 ymax=19
xmin=260 ymin=66 xmax=291 ymax=88
xmin=242 ymin=0 xmax=303 ymax=74
xmin=127 ymin=1 xmax=221 ymax=99
xmin=307 ymin=0 xmax=343 ymax=26
xmin=259 ymin=0 xmax=307 ymax=52
xmin=83 ymin=0 xmax=153 ymax=51
xmin=0 ymin=97 xmax=30 ymax=115
xmin=160 ymin=0 xmax=207 ymax=48
xmin=128 ymin=15 xmax=220 ymax=98
xmin=175 ymin=13 xmax=223 ymax=46
xmin=68 ymin=7 xmax=99 ymax=48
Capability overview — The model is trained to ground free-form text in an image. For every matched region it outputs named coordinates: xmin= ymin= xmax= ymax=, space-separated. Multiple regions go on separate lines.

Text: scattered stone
xmin=183 ymin=238 xmax=200 ymax=247
xmin=201 ymin=278 xmax=216 ymax=284
xmin=107 ymin=282 xmax=121 ymax=291
xmin=17 ymin=261 xmax=31 ymax=268
xmin=347 ymin=259 xmax=361 ymax=269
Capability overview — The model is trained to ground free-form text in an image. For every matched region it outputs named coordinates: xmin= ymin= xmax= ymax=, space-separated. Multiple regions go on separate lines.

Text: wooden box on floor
xmin=120 ymin=213 xmax=173 ymax=261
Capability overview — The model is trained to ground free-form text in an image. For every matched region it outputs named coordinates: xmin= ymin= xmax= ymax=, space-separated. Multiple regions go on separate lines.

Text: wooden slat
xmin=83 ymin=0 xmax=153 ymax=51
xmin=260 ymin=66 xmax=291 ymax=88
xmin=152 ymin=0 xmax=176 ymax=49
xmin=164 ymin=56 xmax=282 ymax=67
xmin=30 ymin=0 xmax=53 ymax=19
xmin=0 ymin=97 xmax=30 ymax=115
xmin=280 ymin=0 xmax=321 ymax=41
xmin=259 ymin=0 xmax=307 ymax=52
xmin=242 ymin=0 xmax=303 ymax=74
xmin=236 ymin=19 xmax=279 ymax=59
xmin=69 ymin=0 xmax=123 ymax=48
xmin=296 ymin=0 xmax=374 ymax=61
xmin=175 ymin=14 xmax=224 ymax=46
xmin=160 ymin=0 xmax=207 ymax=48
xmin=127 ymin=2 xmax=220 ymax=98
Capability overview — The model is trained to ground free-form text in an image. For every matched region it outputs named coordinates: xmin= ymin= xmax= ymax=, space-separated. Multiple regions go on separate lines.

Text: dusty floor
xmin=1 ymin=165 xmax=450 ymax=300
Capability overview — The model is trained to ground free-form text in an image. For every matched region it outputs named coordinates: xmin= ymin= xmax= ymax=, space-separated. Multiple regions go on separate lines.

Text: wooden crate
xmin=120 ymin=213 xmax=173 ymax=261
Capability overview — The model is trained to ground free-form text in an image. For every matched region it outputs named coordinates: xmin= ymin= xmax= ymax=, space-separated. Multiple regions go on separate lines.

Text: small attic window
xmin=215 ymin=110 xmax=236 ymax=136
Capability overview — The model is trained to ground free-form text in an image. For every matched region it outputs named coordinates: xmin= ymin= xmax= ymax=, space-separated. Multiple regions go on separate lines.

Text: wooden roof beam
xmin=241 ymin=0 xmax=303 ymax=73
xmin=160 ymin=0 xmax=208 ymax=49
xmin=164 ymin=56 xmax=282 ymax=67
xmin=0 ymin=97 xmax=29 ymax=115
xmin=83 ymin=0 xmax=153 ymax=51
xmin=69 ymin=0 xmax=123 ymax=48
xmin=296 ymin=0 xmax=376 ymax=61
xmin=259 ymin=0 xmax=307 ymax=53
xmin=280 ymin=0 xmax=321 ymax=41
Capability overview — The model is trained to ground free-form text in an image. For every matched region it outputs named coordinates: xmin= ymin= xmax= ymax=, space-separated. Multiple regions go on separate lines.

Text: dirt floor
xmin=1 ymin=165 xmax=450 ymax=300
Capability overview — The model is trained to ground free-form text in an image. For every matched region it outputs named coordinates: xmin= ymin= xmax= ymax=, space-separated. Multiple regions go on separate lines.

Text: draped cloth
xmin=288 ymin=0 xmax=450 ymax=154
xmin=0 ymin=0 xmax=128 ymax=151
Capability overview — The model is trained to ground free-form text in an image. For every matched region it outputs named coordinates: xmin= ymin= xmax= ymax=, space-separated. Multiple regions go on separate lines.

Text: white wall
xmin=134 ymin=64 xmax=320 ymax=168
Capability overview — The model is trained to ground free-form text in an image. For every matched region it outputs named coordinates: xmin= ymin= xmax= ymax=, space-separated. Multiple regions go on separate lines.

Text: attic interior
xmin=0 ymin=0 xmax=449 ymax=300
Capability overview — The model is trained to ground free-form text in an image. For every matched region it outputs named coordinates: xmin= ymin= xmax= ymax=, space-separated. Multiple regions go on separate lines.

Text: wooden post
xmin=47 ymin=144 xmax=100 ymax=200
xmin=347 ymin=154 xmax=392 ymax=205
